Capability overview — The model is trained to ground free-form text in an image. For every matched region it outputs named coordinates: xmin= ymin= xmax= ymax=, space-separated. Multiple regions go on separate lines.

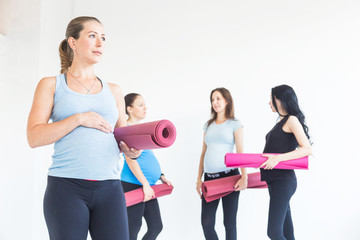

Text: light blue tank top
xmin=121 ymin=150 xmax=162 ymax=185
xmin=48 ymin=74 xmax=120 ymax=180
xmin=203 ymin=119 xmax=243 ymax=173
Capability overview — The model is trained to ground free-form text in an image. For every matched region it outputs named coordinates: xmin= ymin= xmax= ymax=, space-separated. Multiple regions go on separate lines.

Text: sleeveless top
xmin=261 ymin=115 xmax=298 ymax=181
xmin=48 ymin=74 xmax=121 ymax=180
xmin=203 ymin=119 xmax=243 ymax=173
xmin=121 ymin=150 xmax=162 ymax=186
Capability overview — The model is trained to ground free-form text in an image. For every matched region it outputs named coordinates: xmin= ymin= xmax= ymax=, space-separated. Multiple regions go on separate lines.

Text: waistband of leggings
xmin=47 ymin=175 xmax=119 ymax=191
xmin=205 ymin=168 xmax=238 ymax=179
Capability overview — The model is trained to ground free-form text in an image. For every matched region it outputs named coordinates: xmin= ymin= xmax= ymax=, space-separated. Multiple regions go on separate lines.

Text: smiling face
xmin=69 ymin=20 xmax=105 ymax=65
xmin=127 ymin=95 xmax=147 ymax=121
xmin=211 ymin=90 xmax=228 ymax=114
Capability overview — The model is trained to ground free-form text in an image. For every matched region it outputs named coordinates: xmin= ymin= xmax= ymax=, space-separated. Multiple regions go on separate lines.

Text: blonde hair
xmin=59 ymin=16 xmax=102 ymax=73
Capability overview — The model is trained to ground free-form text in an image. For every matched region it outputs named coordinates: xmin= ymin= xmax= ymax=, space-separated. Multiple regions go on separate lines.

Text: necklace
xmin=67 ymin=71 xmax=97 ymax=94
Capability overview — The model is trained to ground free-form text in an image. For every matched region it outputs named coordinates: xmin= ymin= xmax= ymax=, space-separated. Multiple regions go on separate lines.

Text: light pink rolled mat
xmin=201 ymin=172 xmax=267 ymax=203
xmin=125 ymin=183 xmax=174 ymax=207
xmin=225 ymin=153 xmax=309 ymax=170
xmin=114 ymin=120 xmax=177 ymax=150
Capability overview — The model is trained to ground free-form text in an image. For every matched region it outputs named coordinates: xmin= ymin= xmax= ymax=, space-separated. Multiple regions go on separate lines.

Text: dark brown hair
xmin=59 ymin=16 xmax=102 ymax=73
xmin=206 ymin=87 xmax=235 ymax=127
xmin=124 ymin=93 xmax=141 ymax=115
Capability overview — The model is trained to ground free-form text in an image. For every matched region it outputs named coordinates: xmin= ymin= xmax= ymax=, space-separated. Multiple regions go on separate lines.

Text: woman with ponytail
xmin=121 ymin=93 xmax=172 ymax=240
xmin=260 ymin=84 xmax=312 ymax=240
xmin=27 ymin=16 xmax=140 ymax=240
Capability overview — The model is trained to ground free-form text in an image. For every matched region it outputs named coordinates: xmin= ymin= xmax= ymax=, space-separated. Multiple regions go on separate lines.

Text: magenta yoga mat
xmin=225 ymin=153 xmax=309 ymax=170
xmin=201 ymin=172 xmax=267 ymax=202
xmin=125 ymin=183 xmax=174 ymax=207
xmin=114 ymin=120 xmax=177 ymax=150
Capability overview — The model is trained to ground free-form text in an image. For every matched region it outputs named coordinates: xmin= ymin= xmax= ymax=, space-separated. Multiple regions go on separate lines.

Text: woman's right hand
xmin=119 ymin=141 xmax=142 ymax=159
xmin=78 ymin=111 xmax=113 ymax=133
xmin=196 ymin=180 xmax=203 ymax=199
xmin=143 ymin=184 xmax=155 ymax=202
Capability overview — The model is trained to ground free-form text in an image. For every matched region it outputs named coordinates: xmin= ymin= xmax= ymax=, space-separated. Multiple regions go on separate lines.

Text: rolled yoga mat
xmin=225 ymin=153 xmax=309 ymax=170
xmin=114 ymin=119 xmax=177 ymax=150
xmin=125 ymin=183 xmax=174 ymax=207
xmin=201 ymin=172 xmax=267 ymax=203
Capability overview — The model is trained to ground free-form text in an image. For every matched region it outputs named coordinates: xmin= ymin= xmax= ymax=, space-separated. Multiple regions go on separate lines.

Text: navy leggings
xmin=43 ymin=176 xmax=129 ymax=240
xmin=201 ymin=169 xmax=240 ymax=240
xmin=121 ymin=181 xmax=163 ymax=240
xmin=266 ymin=178 xmax=297 ymax=240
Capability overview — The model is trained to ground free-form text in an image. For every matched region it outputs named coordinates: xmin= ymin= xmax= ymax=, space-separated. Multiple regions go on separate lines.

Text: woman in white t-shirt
xmin=196 ymin=87 xmax=247 ymax=240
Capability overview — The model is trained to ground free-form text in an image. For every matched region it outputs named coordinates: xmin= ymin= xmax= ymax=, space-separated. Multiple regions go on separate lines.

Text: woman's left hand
xmin=260 ymin=154 xmax=280 ymax=170
xmin=119 ymin=141 xmax=142 ymax=159
xmin=234 ymin=177 xmax=247 ymax=191
xmin=160 ymin=176 xmax=172 ymax=186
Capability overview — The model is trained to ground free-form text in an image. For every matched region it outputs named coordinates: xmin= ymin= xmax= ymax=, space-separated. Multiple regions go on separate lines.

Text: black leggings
xmin=266 ymin=178 xmax=297 ymax=240
xmin=43 ymin=176 xmax=129 ymax=240
xmin=121 ymin=181 xmax=163 ymax=240
xmin=201 ymin=169 xmax=240 ymax=240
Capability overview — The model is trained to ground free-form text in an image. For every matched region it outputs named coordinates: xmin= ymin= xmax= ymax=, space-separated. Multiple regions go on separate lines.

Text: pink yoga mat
xmin=225 ymin=153 xmax=308 ymax=170
xmin=202 ymin=172 xmax=267 ymax=202
xmin=114 ymin=120 xmax=176 ymax=150
xmin=125 ymin=183 xmax=174 ymax=207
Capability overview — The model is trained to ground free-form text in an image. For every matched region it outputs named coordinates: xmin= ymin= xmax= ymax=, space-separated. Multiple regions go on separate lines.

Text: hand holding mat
xmin=225 ymin=153 xmax=308 ymax=170
xmin=202 ymin=172 xmax=267 ymax=202
xmin=114 ymin=120 xmax=176 ymax=150
xmin=125 ymin=183 xmax=174 ymax=207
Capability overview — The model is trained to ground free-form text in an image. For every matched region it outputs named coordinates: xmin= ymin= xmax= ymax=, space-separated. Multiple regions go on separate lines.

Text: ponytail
xmin=59 ymin=39 xmax=73 ymax=74
xmin=59 ymin=16 xmax=102 ymax=73
xmin=124 ymin=93 xmax=141 ymax=115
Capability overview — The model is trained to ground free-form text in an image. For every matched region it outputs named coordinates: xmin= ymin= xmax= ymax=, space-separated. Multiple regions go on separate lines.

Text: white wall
xmin=1 ymin=0 xmax=359 ymax=239
xmin=0 ymin=0 xmax=42 ymax=239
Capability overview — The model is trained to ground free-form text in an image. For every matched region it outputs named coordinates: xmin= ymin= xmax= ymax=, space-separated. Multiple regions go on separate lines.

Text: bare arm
xmin=160 ymin=174 xmax=172 ymax=186
xmin=124 ymin=154 xmax=155 ymax=201
xmin=27 ymin=77 xmax=113 ymax=148
xmin=196 ymin=132 xmax=207 ymax=198
xmin=108 ymin=82 xmax=141 ymax=158
xmin=233 ymin=127 xmax=247 ymax=191
xmin=261 ymin=115 xmax=312 ymax=169
xmin=108 ymin=82 xmax=127 ymax=128
xmin=27 ymin=77 xmax=81 ymax=148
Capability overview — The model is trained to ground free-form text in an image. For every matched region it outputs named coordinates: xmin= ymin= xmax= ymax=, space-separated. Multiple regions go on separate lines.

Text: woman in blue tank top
xmin=196 ymin=88 xmax=247 ymax=240
xmin=120 ymin=93 xmax=172 ymax=240
xmin=27 ymin=16 xmax=140 ymax=240
xmin=260 ymin=85 xmax=312 ymax=240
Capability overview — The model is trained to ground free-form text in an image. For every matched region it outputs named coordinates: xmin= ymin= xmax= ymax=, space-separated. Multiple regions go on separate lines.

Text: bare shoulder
xmin=287 ymin=115 xmax=300 ymax=124
xmin=38 ymin=76 xmax=56 ymax=86
xmin=286 ymin=115 xmax=302 ymax=129
xmin=107 ymin=82 xmax=121 ymax=91
xmin=35 ymin=76 xmax=56 ymax=94
xmin=107 ymin=82 xmax=124 ymax=102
